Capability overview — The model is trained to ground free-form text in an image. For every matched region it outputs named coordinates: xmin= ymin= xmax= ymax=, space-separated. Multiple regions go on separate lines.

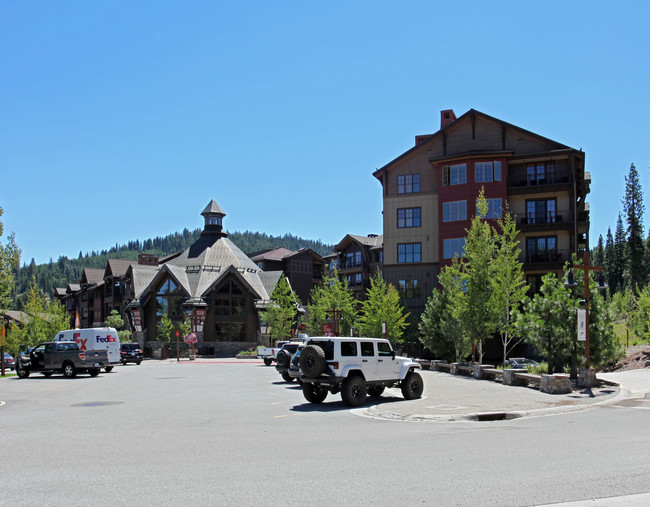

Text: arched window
xmin=156 ymin=278 xmax=183 ymax=318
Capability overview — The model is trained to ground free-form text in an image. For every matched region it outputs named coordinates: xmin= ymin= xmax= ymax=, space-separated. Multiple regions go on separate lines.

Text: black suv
xmin=120 ymin=343 xmax=143 ymax=365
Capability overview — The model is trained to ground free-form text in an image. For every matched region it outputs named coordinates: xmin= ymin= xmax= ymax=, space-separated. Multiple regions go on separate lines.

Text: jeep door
xmin=359 ymin=340 xmax=379 ymax=381
xmin=376 ymin=341 xmax=401 ymax=380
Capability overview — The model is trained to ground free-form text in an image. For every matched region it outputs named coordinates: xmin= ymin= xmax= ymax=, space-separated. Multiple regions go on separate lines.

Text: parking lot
xmin=3 ymin=359 xmax=650 ymax=506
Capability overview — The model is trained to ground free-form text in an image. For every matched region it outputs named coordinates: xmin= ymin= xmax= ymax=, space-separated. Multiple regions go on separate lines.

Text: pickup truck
xmin=15 ymin=341 xmax=109 ymax=378
xmin=257 ymin=341 xmax=290 ymax=366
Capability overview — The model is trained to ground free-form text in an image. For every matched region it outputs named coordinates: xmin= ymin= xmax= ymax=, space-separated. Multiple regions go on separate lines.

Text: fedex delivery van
xmin=53 ymin=327 xmax=120 ymax=372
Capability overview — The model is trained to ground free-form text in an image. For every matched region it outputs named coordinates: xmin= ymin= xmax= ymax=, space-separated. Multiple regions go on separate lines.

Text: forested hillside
xmin=14 ymin=228 xmax=333 ymax=305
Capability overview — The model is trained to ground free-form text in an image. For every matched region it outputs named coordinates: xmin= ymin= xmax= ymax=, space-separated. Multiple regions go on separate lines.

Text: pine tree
xmin=613 ymin=214 xmax=627 ymax=294
xmin=622 ymin=163 xmax=645 ymax=291
xmin=604 ymin=227 xmax=615 ymax=292
xmin=592 ymin=234 xmax=605 ymax=270
xmin=0 ymin=207 xmax=21 ymax=312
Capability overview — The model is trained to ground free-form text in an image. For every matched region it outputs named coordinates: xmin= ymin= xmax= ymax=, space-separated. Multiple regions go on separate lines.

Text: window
xmin=355 ymin=252 xmax=362 ymax=266
xmin=156 ymin=278 xmax=183 ymax=318
xmin=398 ymin=280 xmax=421 ymax=298
xmin=341 ymin=341 xmax=358 ymax=356
xmin=443 ymin=238 xmax=466 ymax=259
xmin=527 ymin=162 xmax=555 ymax=185
xmin=360 ymin=341 xmax=375 ymax=357
xmin=442 ymin=164 xmax=467 ymax=186
xmin=475 ymin=161 xmax=502 ymax=183
xmin=377 ymin=342 xmax=393 ymax=357
xmin=526 ymin=199 xmax=557 ymax=224
xmin=478 ymin=198 xmax=502 ymax=219
xmin=397 ymin=207 xmax=421 ymax=228
xmin=329 ymin=259 xmax=339 ymax=270
xmin=526 ymin=236 xmax=558 ymax=263
xmin=397 ymin=174 xmax=420 ymax=194
xmin=443 ymin=200 xmax=467 ymax=222
xmin=398 ymin=243 xmax=421 ymax=263
xmin=355 ymin=273 xmax=362 ymax=286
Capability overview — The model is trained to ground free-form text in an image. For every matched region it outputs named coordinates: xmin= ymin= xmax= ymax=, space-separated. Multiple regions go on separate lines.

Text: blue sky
xmin=1 ymin=1 xmax=649 ymax=265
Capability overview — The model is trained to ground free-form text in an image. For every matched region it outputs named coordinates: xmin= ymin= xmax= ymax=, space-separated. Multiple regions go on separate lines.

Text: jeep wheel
xmin=276 ymin=350 xmax=291 ymax=369
xmin=401 ymin=371 xmax=424 ymax=400
xmin=281 ymin=371 xmax=294 ymax=383
xmin=62 ymin=362 xmax=77 ymax=378
xmin=302 ymin=382 xmax=328 ymax=404
xmin=16 ymin=367 xmax=30 ymax=378
xmin=368 ymin=385 xmax=385 ymax=397
xmin=300 ymin=345 xmax=326 ymax=377
xmin=104 ymin=366 xmax=114 ymax=373
xmin=341 ymin=375 xmax=367 ymax=407
xmin=263 ymin=358 xmax=273 ymax=366
xmin=88 ymin=368 xmax=101 ymax=377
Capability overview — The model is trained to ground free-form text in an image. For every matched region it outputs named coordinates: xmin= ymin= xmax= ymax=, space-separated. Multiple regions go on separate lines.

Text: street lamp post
xmin=565 ymin=251 xmax=606 ymax=386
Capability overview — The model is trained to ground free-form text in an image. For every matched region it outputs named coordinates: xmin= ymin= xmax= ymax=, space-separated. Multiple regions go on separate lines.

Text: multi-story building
xmin=374 ymin=108 xmax=590 ymax=318
xmin=333 ymin=234 xmax=383 ymax=300
xmin=248 ymin=246 xmax=325 ymax=304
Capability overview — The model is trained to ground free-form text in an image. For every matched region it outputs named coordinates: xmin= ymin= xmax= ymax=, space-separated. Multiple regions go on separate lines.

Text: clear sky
xmin=2 ymin=1 xmax=649 ymax=265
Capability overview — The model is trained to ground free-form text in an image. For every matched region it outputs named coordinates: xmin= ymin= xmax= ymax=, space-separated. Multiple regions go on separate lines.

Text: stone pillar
xmin=578 ymin=368 xmax=597 ymax=388
xmin=473 ymin=364 xmax=484 ymax=379
xmin=503 ymin=369 xmax=516 ymax=386
xmin=540 ymin=374 xmax=572 ymax=394
xmin=451 ymin=362 xmax=459 ymax=375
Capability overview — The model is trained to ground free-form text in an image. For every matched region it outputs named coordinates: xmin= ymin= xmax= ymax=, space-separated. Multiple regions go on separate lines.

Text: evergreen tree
xmin=516 ymin=273 xmax=575 ymax=375
xmin=622 ymin=163 xmax=645 ymax=291
xmin=613 ymin=214 xmax=627 ymax=293
xmin=592 ymin=234 xmax=605 ymax=270
xmin=357 ymin=271 xmax=408 ymax=342
xmin=604 ymin=227 xmax=615 ymax=292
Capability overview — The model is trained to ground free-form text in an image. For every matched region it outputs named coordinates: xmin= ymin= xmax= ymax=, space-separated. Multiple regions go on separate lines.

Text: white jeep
xmin=298 ymin=337 xmax=423 ymax=407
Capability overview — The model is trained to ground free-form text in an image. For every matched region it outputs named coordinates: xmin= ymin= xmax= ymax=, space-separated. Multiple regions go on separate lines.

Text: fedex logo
xmin=77 ymin=338 xmax=88 ymax=350
xmin=96 ymin=335 xmax=117 ymax=343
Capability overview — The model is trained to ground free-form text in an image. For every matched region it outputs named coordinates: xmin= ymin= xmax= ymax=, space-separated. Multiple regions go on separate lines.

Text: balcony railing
xmin=521 ymin=248 xmax=571 ymax=264
xmin=519 ymin=210 xmax=569 ymax=226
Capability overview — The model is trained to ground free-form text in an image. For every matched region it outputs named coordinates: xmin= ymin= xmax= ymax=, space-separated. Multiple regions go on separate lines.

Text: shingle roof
xmin=82 ymin=268 xmax=105 ymax=286
xmin=201 ymin=199 xmax=226 ymax=216
xmin=248 ymin=247 xmax=296 ymax=262
xmin=105 ymin=259 xmax=134 ymax=278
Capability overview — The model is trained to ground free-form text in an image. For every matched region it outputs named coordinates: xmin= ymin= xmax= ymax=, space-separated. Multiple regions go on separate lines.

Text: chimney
xmin=440 ymin=109 xmax=457 ymax=130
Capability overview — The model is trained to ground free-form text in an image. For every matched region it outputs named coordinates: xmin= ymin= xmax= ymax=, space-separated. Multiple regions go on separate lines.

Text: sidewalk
xmin=362 ymin=369 xmax=650 ymax=422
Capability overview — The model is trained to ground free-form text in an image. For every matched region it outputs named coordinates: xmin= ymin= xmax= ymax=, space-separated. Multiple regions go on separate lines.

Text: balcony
xmin=518 ymin=210 xmax=572 ymax=231
xmin=521 ymin=248 xmax=571 ymax=266
xmin=508 ymin=174 xmax=572 ymax=194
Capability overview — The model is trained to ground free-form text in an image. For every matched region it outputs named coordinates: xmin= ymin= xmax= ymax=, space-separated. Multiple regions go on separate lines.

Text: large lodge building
xmin=54 ymin=108 xmax=590 ymax=355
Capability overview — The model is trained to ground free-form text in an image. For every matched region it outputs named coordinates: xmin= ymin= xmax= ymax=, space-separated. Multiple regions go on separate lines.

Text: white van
xmin=53 ymin=327 xmax=121 ymax=372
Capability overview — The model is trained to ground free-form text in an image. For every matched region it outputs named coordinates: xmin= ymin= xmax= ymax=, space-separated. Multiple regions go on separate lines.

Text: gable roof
xmin=373 ymin=108 xmax=573 ymax=178
xmin=81 ymin=268 xmax=104 ymax=286
xmin=335 ymin=234 xmax=383 ymax=252
xmin=248 ymin=247 xmax=296 ymax=262
xmin=104 ymin=259 xmax=133 ymax=278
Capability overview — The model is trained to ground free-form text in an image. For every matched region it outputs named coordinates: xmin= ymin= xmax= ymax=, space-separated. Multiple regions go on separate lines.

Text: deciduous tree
xmin=263 ymin=275 xmax=300 ymax=344
xmin=357 ymin=271 xmax=408 ymax=342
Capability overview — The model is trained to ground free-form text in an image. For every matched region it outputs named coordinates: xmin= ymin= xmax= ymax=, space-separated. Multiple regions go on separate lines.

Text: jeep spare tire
xmin=299 ymin=345 xmax=326 ymax=377
xmin=276 ymin=350 xmax=291 ymax=368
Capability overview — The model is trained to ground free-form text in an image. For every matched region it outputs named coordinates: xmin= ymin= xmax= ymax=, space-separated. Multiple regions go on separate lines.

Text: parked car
xmin=503 ymin=357 xmax=540 ymax=369
xmin=299 ymin=337 xmax=423 ymax=407
xmin=275 ymin=341 xmax=304 ymax=382
xmin=3 ymin=352 xmax=15 ymax=371
xmin=120 ymin=343 xmax=143 ymax=365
